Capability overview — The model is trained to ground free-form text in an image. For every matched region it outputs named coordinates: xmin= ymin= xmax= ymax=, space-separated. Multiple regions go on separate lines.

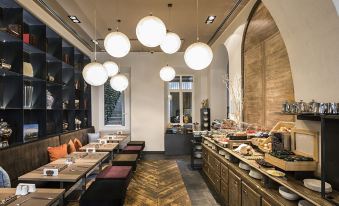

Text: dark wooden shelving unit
xmin=0 ymin=0 xmax=92 ymax=149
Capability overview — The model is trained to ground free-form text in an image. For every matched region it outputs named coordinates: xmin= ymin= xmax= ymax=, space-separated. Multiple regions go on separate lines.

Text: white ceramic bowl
xmin=194 ymin=152 xmax=202 ymax=158
xmin=249 ymin=169 xmax=263 ymax=180
xmin=279 ymin=186 xmax=300 ymax=201
xmin=239 ymin=161 xmax=251 ymax=171
xmin=298 ymin=200 xmax=315 ymax=206
xmin=303 ymin=179 xmax=332 ymax=193
xmin=195 ymin=145 xmax=202 ymax=150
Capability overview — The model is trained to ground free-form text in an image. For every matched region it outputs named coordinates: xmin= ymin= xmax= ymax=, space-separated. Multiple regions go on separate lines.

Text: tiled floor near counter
xmin=143 ymin=154 xmax=221 ymax=206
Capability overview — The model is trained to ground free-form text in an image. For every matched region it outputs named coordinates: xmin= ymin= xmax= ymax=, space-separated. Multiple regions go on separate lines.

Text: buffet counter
xmin=202 ymin=136 xmax=339 ymax=206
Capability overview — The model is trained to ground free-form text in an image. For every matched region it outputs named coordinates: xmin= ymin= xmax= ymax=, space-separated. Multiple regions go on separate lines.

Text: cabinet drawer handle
xmin=234 ymin=180 xmax=238 ymax=185
xmin=243 ymin=189 xmax=247 ymax=194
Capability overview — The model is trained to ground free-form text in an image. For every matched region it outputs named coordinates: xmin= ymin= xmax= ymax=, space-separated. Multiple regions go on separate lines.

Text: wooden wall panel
xmin=265 ymin=33 xmax=295 ymax=128
xmin=243 ymin=1 xmax=295 ymax=128
xmin=243 ymin=45 xmax=264 ymax=126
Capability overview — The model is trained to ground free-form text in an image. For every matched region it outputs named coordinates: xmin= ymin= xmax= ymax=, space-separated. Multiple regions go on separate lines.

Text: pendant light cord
xmin=196 ymin=0 xmax=199 ymax=41
xmin=94 ymin=3 xmax=97 ymax=61
xmin=116 ymin=0 xmax=119 ymax=31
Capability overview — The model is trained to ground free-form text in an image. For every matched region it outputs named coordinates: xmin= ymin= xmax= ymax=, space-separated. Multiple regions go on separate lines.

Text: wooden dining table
xmin=0 ymin=188 xmax=64 ymax=206
xmin=18 ymin=152 xmax=109 ymax=197
xmin=79 ymin=142 xmax=119 ymax=161
xmin=100 ymin=134 xmax=128 ymax=143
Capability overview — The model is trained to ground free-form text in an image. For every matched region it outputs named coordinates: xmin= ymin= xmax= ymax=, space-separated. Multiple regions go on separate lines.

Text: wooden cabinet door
xmin=221 ymin=163 xmax=228 ymax=183
xmin=242 ymin=182 xmax=261 ymax=206
xmin=220 ymin=180 xmax=229 ymax=205
xmin=202 ymin=148 xmax=209 ymax=163
xmin=228 ymin=170 xmax=242 ymax=206
xmin=262 ymin=198 xmax=273 ymax=206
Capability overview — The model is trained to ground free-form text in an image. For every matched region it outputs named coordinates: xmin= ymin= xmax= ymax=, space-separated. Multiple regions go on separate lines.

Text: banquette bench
xmin=0 ymin=127 xmax=94 ymax=186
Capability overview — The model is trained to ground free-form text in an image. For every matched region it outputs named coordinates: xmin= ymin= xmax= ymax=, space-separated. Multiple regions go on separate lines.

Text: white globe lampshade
xmin=160 ymin=32 xmax=181 ymax=54
xmin=104 ymin=31 xmax=130 ymax=58
xmin=103 ymin=61 xmax=119 ymax=77
xmin=110 ymin=74 xmax=129 ymax=91
xmin=160 ymin=66 xmax=176 ymax=81
xmin=82 ymin=62 xmax=108 ymax=86
xmin=184 ymin=42 xmax=213 ymax=70
xmin=136 ymin=15 xmax=166 ymax=47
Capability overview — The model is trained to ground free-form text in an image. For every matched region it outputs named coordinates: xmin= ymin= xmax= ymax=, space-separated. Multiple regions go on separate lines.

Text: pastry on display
xmin=267 ymin=169 xmax=285 ymax=177
xmin=255 ymin=159 xmax=274 ymax=168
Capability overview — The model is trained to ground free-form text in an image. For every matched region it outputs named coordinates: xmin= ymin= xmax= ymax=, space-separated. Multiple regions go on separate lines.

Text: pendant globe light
xmin=160 ymin=4 xmax=181 ymax=54
xmin=103 ymin=61 xmax=119 ymax=77
xmin=136 ymin=14 xmax=167 ymax=47
xmin=110 ymin=74 xmax=129 ymax=92
xmin=82 ymin=7 xmax=108 ymax=86
xmin=104 ymin=29 xmax=130 ymax=58
xmin=160 ymin=65 xmax=176 ymax=81
xmin=184 ymin=0 xmax=213 ymax=70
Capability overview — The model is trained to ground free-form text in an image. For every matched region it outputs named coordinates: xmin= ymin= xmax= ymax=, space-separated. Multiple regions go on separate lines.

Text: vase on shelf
xmin=24 ymin=86 xmax=34 ymax=109
xmin=46 ymin=90 xmax=54 ymax=109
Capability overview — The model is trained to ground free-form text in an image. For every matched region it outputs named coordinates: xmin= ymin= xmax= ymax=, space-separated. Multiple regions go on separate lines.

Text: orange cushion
xmin=68 ymin=139 xmax=76 ymax=154
xmin=73 ymin=138 xmax=83 ymax=151
xmin=47 ymin=144 xmax=67 ymax=162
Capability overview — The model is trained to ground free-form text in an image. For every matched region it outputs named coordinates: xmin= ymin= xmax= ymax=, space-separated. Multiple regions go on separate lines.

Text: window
xmin=168 ymin=75 xmax=194 ymax=125
xmin=104 ymin=81 xmax=125 ymax=126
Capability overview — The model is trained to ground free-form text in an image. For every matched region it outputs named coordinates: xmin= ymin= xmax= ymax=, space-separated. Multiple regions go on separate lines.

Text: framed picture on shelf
xmin=23 ymin=124 xmax=39 ymax=142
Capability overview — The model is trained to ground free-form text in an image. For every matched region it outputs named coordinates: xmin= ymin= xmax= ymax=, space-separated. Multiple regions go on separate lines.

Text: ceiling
xmin=37 ymin=0 xmax=249 ymax=52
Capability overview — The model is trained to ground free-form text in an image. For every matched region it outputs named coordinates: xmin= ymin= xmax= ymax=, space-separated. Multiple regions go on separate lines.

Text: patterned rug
xmin=124 ymin=160 xmax=192 ymax=206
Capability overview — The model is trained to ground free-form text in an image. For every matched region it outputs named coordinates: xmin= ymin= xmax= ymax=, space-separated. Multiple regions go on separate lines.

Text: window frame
xmin=168 ymin=75 xmax=195 ymax=125
xmin=99 ymin=73 xmax=130 ymax=131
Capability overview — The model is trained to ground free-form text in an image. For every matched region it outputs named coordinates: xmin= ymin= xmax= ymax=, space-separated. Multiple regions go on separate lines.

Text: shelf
xmin=23 ymin=42 xmax=44 ymax=54
xmin=46 ymin=52 xmax=61 ymax=63
xmin=0 ymin=31 xmax=21 ymax=42
xmin=0 ymin=67 xmax=21 ymax=77
xmin=23 ymin=75 xmax=45 ymax=82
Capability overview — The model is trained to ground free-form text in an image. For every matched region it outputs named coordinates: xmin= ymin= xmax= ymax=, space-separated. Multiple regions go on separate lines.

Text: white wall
xmin=92 ymin=52 xmax=207 ymax=151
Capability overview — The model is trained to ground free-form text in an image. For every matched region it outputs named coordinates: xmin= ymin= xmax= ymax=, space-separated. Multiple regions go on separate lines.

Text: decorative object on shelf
xmin=103 ymin=61 xmax=119 ymax=77
xmin=184 ymin=0 xmax=213 ymax=70
xmin=201 ymin=99 xmax=209 ymax=108
xmin=0 ymin=59 xmax=11 ymax=70
xmin=75 ymin=99 xmax=80 ymax=109
xmin=63 ymin=100 xmax=69 ymax=109
xmin=46 ymin=90 xmax=54 ymax=109
xmin=63 ymin=54 xmax=70 ymax=64
xmin=24 ymin=85 xmax=34 ymax=109
xmin=193 ymin=122 xmax=199 ymax=131
xmin=75 ymin=118 xmax=81 ymax=130
xmin=136 ymin=14 xmax=166 ymax=47
xmin=47 ymin=74 xmax=54 ymax=82
xmin=82 ymin=9 xmax=108 ymax=86
xmin=110 ymin=74 xmax=129 ymax=91
xmin=1 ymin=24 xmax=22 ymax=37
xmin=23 ymin=124 xmax=38 ymax=143
xmin=303 ymin=179 xmax=332 ymax=193
xmin=23 ymin=62 xmax=33 ymax=77
xmin=23 ymin=33 xmax=29 ymax=44
xmin=279 ymin=186 xmax=300 ymax=201
xmin=62 ymin=122 xmax=68 ymax=131
xmin=0 ymin=119 xmax=12 ymax=148
xmin=74 ymin=80 xmax=80 ymax=90
xmin=160 ymin=4 xmax=181 ymax=54
xmin=309 ymin=100 xmax=320 ymax=114
xmin=200 ymin=108 xmax=210 ymax=131
xmin=159 ymin=65 xmax=175 ymax=81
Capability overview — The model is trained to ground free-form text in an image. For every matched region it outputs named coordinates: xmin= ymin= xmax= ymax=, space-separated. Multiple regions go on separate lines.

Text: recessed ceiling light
xmin=68 ymin=15 xmax=77 ymax=20
xmin=72 ymin=19 xmax=81 ymax=23
xmin=205 ymin=16 xmax=216 ymax=24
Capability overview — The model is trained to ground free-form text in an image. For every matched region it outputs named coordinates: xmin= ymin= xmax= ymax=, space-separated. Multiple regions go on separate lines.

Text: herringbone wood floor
xmin=124 ymin=160 xmax=192 ymax=206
